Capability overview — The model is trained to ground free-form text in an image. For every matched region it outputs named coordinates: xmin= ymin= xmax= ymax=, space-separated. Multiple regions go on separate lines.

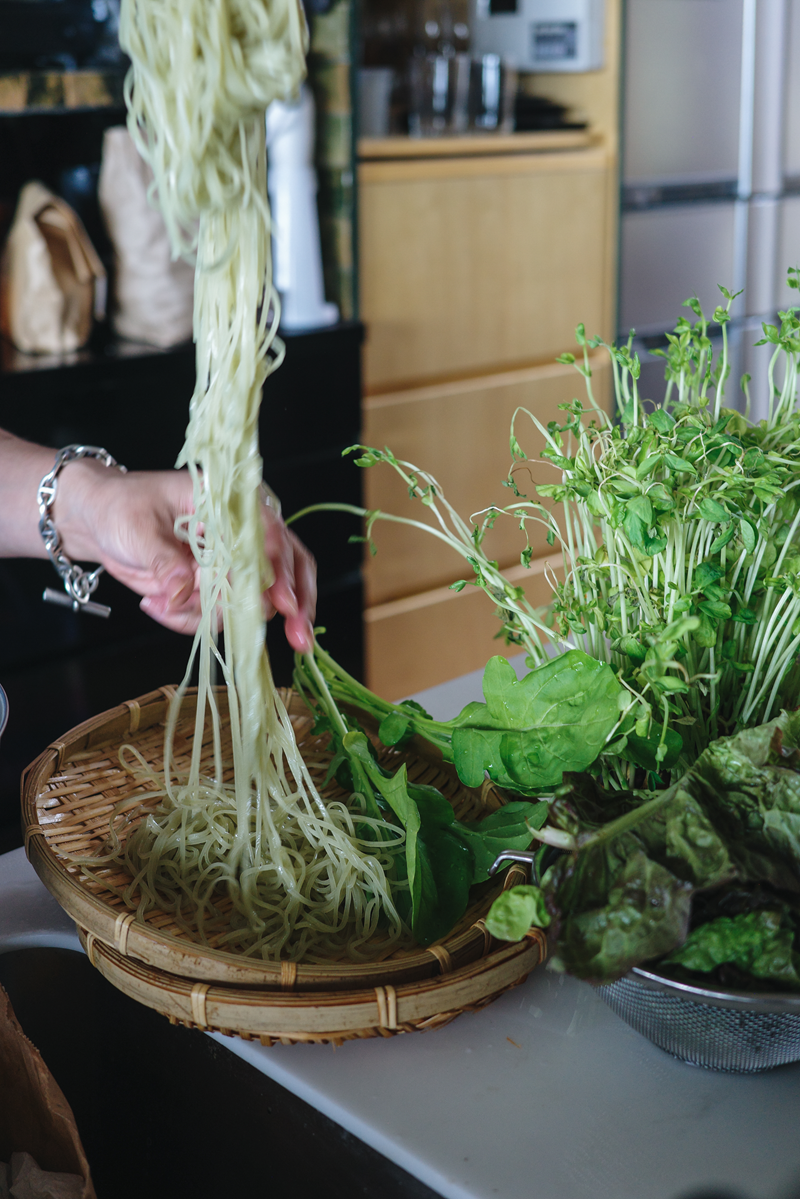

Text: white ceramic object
xmin=0 ymin=849 xmax=79 ymax=955
xmin=266 ymin=87 xmax=339 ymax=332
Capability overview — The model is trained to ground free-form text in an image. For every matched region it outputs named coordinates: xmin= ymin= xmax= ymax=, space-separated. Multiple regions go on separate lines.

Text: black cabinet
xmin=0 ymin=321 xmax=364 ymax=852
xmin=0 ymin=947 xmax=441 ymax=1199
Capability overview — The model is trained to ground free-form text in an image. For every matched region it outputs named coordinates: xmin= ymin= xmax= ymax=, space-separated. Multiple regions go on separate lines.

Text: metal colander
xmin=597 ymin=966 xmax=800 ymax=1073
xmin=487 ymin=850 xmax=800 ymax=1073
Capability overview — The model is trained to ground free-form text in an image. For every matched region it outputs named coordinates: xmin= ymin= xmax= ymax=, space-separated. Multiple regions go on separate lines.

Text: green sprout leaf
xmin=697 ymin=497 xmax=730 ymax=524
xmin=663 ymin=452 xmax=697 ymax=474
xmin=739 ymin=518 xmax=758 ymax=552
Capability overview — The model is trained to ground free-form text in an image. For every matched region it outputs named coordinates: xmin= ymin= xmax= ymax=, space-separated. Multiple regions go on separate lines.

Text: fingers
xmin=140 ymin=501 xmax=318 ymax=649
xmin=276 ymin=530 xmax=317 ymax=653
xmin=262 ymin=505 xmax=317 ymax=653
xmin=140 ymin=592 xmax=203 ymax=635
xmin=287 ymin=529 xmax=317 ymax=651
xmin=96 ymin=466 xmax=318 ymax=648
xmin=136 ymin=556 xmax=203 ymax=633
xmin=91 ymin=469 xmax=208 ymax=633
xmin=104 ymin=541 xmax=198 ymax=626
xmin=263 ymin=508 xmax=298 ymax=619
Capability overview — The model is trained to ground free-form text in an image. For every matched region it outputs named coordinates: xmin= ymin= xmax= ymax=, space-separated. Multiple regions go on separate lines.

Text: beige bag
xmin=0 ymin=985 xmax=95 ymax=1199
xmin=0 ymin=182 xmax=106 ymax=355
xmin=98 ymin=126 xmax=194 ymax=348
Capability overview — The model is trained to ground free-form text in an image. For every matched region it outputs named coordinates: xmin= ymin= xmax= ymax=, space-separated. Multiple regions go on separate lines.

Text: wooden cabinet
xmin=361 ymin=356 xmax=610 ymax=697
xmin=359 ymin=140 xmax=613 ymax=393
xmin=365 ymin=558 xmax=561 ymax=700
xmin=362 ymin=355 xmax=610 ymax=604
xmin=357 ymin=19 xmax=620 ymax=698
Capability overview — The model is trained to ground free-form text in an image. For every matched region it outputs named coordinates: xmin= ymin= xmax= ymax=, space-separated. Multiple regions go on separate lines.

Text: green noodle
xmin=98 ymin=0 xmax=407 ymax=961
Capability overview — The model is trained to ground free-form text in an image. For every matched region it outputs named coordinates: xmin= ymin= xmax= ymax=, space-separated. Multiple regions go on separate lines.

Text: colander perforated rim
xmin=630 ymin=965 xmax=800 ymax=1015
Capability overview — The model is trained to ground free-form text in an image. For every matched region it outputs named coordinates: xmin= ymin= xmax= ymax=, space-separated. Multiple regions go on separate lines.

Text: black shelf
xmin=0 ymin=326 xmax=188 ymax=379
xmin=0 ymin=105 xmax=124 ymax=217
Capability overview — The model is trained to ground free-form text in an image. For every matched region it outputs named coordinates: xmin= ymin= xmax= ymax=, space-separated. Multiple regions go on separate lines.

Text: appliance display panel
xmin=471 ymin=0 xmax=603 ymax=71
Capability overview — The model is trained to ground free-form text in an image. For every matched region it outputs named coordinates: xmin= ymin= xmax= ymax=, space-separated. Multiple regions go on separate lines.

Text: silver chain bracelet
xmin=37 ymin=445 xmax=127 ymax=618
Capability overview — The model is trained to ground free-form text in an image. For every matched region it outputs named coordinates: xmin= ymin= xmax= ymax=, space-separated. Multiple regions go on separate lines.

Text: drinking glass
xmin=468 ymin=55 xmax=517 ymax=132
xmin=409 ymin=53 xmax=470 ymax=136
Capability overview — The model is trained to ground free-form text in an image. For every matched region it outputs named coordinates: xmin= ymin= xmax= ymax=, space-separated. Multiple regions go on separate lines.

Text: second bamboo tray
xmin=77 ymin=923 xmax=544 ymax=1045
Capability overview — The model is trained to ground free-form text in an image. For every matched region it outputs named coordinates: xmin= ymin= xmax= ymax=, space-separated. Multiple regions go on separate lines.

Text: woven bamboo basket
xmin=22 ymin=686 xmax=545 ymax=1042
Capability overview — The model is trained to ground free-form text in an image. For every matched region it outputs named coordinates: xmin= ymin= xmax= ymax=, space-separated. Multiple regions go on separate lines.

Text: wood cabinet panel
xmin=361 ymin=354 xmax=610 ymax=606
xmin=359 ymin=148 xmax=612 ymax=392
xmin=364 ymin=558 xmax=561 ymax=699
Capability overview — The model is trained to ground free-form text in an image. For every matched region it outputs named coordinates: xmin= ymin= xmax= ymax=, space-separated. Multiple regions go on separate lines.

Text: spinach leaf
xmin=342 ymin=732 xmax=425 ymax=920
xmin=450 ymin=652 xmax=623 ymax=792
xmin=343 ymin=736 xmax=455 ymax=943
xmin=486 ymin=885 xmax=550 ymax=941
xmin=415 ymin=830 xmax=473 ymax=945
xmin=548 ymin=848 xmax=692 ymax=981
xmin=687 ymin=713 xmax=800 ymax=892
xmin=662 ymin=909 xmax=800 ymax=991
xmin=400 ymin=698 xmax=434 ymax=720
xmin=379 ymin=712 xmax=414 ymax=746
xmin=407 ymin=836 xmax=439 ymax=945
xmin=340 ymin=730 xmax=481 ymax=943
xmin=406 ymin=782 xmax=457 ymax=827
xmin=455 ymin=801 xmax=548 ymax=883
xmin=378 ymin=700 xmax=435 ymax=746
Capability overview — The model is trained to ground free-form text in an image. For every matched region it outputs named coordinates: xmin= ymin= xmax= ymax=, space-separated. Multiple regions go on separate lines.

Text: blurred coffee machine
xmin=470 ymin=0 xmax=604 ymax=72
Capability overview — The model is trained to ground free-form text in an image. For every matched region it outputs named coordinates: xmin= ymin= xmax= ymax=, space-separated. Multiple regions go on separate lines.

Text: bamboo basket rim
xmin=22 ymin=685 xmax=532 ymax=991
xmin=77 ymin=922 xmax=546 ymax=1044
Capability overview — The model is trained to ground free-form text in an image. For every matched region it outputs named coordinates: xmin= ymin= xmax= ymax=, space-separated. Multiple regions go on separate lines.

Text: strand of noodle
xmin=86 ymin=0 xmax=410 ymax=961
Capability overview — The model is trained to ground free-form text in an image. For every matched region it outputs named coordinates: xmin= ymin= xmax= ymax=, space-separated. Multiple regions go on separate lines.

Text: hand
xmin=57 ymin=461 xmax=317 ymax=650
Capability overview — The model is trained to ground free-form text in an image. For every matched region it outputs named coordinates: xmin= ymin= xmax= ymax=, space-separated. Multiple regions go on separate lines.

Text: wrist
xmin=52 ymin=457 xmax=108 ymax=562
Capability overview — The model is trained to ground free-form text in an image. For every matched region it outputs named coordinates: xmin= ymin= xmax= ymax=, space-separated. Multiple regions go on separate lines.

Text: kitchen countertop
xmin=2 ymin=661 xmax=800 ymax=1199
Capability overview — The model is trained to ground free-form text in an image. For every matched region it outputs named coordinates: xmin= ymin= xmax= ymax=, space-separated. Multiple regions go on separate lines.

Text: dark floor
xmin=0 ymin=947 xmax=442 ymax=1199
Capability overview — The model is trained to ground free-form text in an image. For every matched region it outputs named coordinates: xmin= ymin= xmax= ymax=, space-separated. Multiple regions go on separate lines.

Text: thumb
xmin=147 ymin=532 xmax=196 ymax=603
xmin=160 ymin=564 xmax=195 ymax=607
xmin=103 ymin=535 xmax=196 ymax=605
xmin=138 ymin=511 xmax=195 ymax=602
